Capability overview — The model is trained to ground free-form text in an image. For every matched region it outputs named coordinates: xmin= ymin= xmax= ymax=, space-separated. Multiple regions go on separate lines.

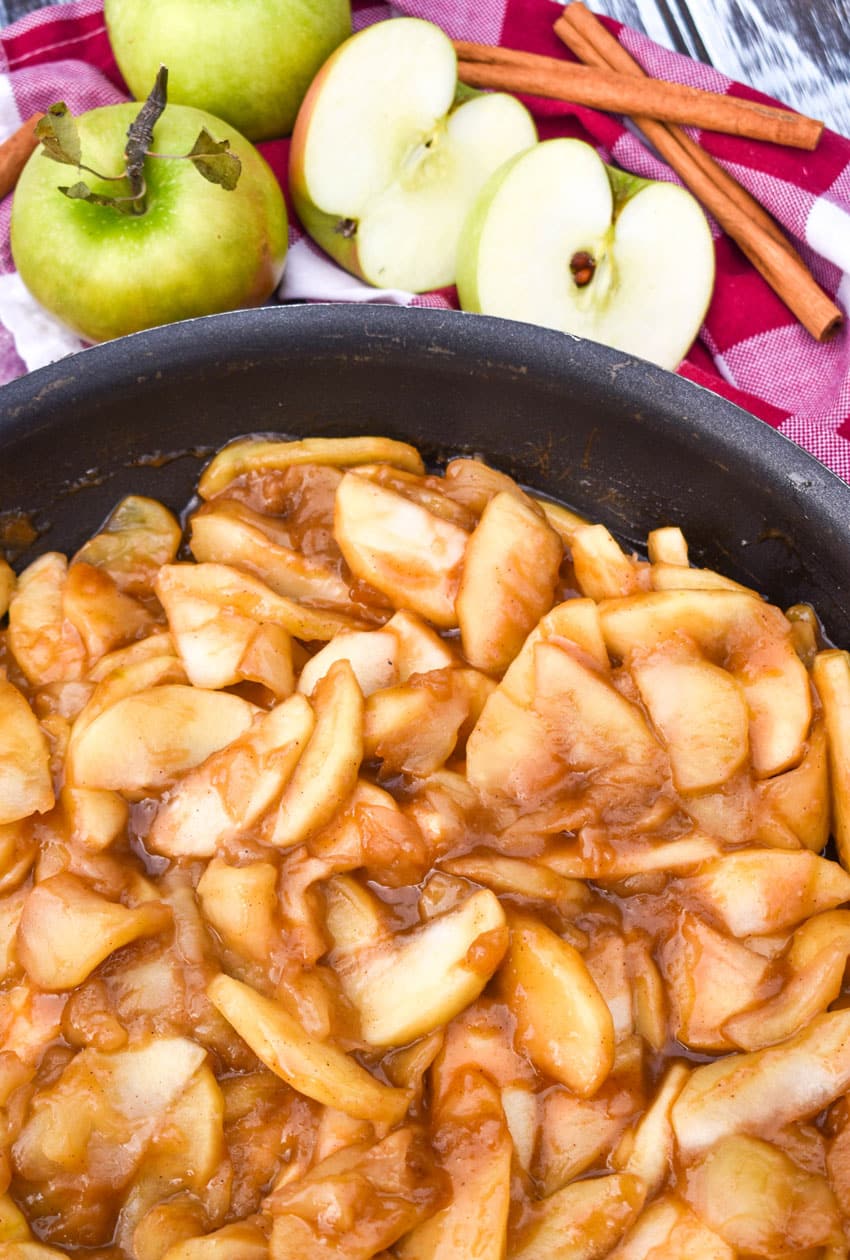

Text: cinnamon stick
xmin=0 ymin=114 xmax=43 ymax=201
xmin=555 ymin=11 xmax=791 ymax=255
xmin=454 ymin=42 xmax=823 ymax=150
xmin=553 ymin=5 xmax=842 ymax=342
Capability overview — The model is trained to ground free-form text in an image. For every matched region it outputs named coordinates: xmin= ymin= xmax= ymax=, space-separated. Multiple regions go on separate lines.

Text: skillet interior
xmin=1 ymin=303 xmax=848 ymax=643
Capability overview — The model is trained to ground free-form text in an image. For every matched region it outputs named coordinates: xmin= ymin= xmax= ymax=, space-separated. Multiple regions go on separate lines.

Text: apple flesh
xmin=10 ymin=102 xmax=288 ymax=343
xmin=104 ymin=0 xmax=351 ymax=141
xmin=457 ymin=137 xmax=715 ymax=370
xmin=289 ymin=17 xmax=537 ymax=293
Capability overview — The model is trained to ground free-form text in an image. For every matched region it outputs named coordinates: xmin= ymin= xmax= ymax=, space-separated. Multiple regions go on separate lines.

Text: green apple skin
xmin=10 ymin=103 xmax=288 ymax=343
xmin=104 ymin=0 xmax=351 ymax=141
xmin=455 ymin=149 xmax=527 ymax=314
xmin=289 ymin=38 xmax=375 ymax=285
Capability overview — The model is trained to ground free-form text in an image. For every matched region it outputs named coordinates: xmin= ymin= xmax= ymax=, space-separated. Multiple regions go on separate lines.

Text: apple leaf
xmin=35 ymin=103 xmax=82 ymax=167
xmin=59 ymin=181 xmax=137 ymax=214
xmin=186 ymin=130 xmax=242 ymax=190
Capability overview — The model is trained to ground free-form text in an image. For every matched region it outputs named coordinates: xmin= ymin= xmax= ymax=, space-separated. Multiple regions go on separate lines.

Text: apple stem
xmin=570 ymin=250 xmax=596 ymax=288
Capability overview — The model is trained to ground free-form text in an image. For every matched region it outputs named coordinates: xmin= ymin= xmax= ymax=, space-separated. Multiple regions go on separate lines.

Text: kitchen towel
xmin=0 ymin=0 xmax=848 ymax=478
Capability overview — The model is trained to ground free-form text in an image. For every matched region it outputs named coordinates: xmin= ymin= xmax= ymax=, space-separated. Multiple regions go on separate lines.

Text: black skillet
xmin=1 ymin=303 xmax=848 ymax=644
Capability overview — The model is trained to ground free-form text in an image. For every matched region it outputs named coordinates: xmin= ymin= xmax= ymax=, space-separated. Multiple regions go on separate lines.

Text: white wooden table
xmin=1 ymin=0 xmax=848 ymax=135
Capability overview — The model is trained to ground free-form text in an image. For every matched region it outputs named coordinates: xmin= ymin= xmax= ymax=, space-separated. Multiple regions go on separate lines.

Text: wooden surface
xmin=1 ymin=0 xmax=848 ymax=135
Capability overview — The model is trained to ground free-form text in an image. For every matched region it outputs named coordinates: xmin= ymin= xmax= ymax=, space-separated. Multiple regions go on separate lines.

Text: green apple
xmin=457 ymin=138 xmax=715 ymax=370
xmin=104 ymin=0 xmax=351 ymax=141
xmin=10 ymin=100 xmax=288 ymax=343
xmin=289 ymin=17 xmax=537 ymax=293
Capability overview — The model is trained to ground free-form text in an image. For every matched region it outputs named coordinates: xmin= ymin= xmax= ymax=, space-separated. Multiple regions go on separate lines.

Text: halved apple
xmin=289 ymin=17 xmax=537 ymax=291
xmin=457 ymin=137 xmax=715 ymax=370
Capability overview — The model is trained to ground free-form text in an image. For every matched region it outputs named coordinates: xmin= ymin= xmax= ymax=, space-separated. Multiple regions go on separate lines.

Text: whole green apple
xmin=104 ymin=0 xmax=352 ymax=141
xmin=10 ymin=101 xmax=288 ymax=343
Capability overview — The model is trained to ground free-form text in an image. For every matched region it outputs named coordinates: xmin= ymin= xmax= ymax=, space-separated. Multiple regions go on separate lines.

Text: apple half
xmin=289 ymin=18 xmax=537 ymax=292
xmin=457 ymin=138 xmax=715 ymax=370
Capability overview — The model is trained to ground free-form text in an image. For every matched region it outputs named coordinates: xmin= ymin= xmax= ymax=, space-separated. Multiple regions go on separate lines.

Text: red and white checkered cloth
xmin=1 ymin=0 xmax=849 ymax=478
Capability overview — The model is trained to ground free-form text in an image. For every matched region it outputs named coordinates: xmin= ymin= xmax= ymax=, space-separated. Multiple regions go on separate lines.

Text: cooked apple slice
xmin=67 ymin=684 xmax=255 ymax=793
xmin=70 ymin=653 xmax=187 ymax=755
xmin=442 ymin=456 xmax=528 ymax=513
xmin=270 ymin=1127 xmax=446 ymax=1260
xmin=465 ymin=687 xmax=554 ymax=802
xmin=571 ymin=523 xmax=644 ymax=601
xmin=722 ymin=909 xmax=850 ymax=1052
xmin=676 ymin=850 xmax=850 ymax=936
xmin=8 ymin=552 xmax=86 ymax=684
xmin=156 ymin=561 xmax=299 ymax=694
xmin=126 ymin=1061 xmax=224 ymax=1230
xmin=270 ymin=660 xmax=363 ymax=849
xmin=385 ymin=609 xmax=457 ymax=679
xmin=671 ymin=1007 xmax=850 ymax=1158
xmin=456 ymin=490 xmax=562 ymax=674
xmin=658 ymin=911 xmax=770 ymax=1052
xmin=396 ymin=1069 xmax=512 ymax=1260
xmin=0 ymin=679 xmax=54 ymax=825
xmin=189 ymin=499 xmax=353 ymax=605
xmin=535 ymin=497 xmax=590 ymax=547
xmin=86 ymin=631 xmax=177 ymax=681
xmin=297 ymin=628 xmax=398 ymax=697
xmin=757 ymin=716 xmax=830 ymax=851
xmin=440 ymin=851 xmax=590 ymax=916
xmin=650 ymin=562 xmax=755 ymax=593
xmin=600 ymin=589 xmax=812 ymax=777
xmin=62 ymin=562 xmax=153 ymax=663
xmin=542 ymin=830 xmax=722 ymax=882
xmin=17 ymin=872 xmax=170 ymax=990
xmin=647 ymin=526 xmax=689 ymax=566
xmin=290 ymin=18 xmax=536 ymax=292
xmin=363 ymin=670 xmax=471 ymax=776
xmin=812 ymin=649 xmax=850 ymax=868
xmin=0 ymin=557 xmax=14 ymax=618
xmin=197 ymin=859 xmax=279 ymax=965
xmin=198 ymin=434 xmax=425 ymax=499
xmin=613 ymin=1063 xmax=689 ymax=1197
xmin=72 ymin=494 xmax=181 ymax=595
xmin=458 ymin=137 xmax=714 ymax=370
xmin=157 ymin=561 xmax=365 ymax=655
xmin=326 ymin=881 xmax=507 ymax=1046
xmin=334 ymin=472 xmax=468 ymax=627
xmin=148 ymin=693 xmax=315 ymax=858
xmin=510 ymin=1172 xmax=645 ymax=1260
xmin=683 ymin=1133 xmax=843 ymax=1256
xmin=61 ymin=786 xmax=128 ymax=851
xmin=501 ymin=913 xmax=615 ymax=1096
xmin=608 ymin=1194 xmax=736 ymax=1260
xmin=156 ymin=1222 xmax=269 ymax=1260
xmin=535 ymin=1088 xmax=631 ymax=1195
xmin=532 ymin=640 xmax=665 ymax=779
xmin=207 ymin=973 xmax=410 ymax=1123
xmin=494 ymin=597 xmax=609 ymax=710
xmin=632 ymin=652 xmax=749 ymax=792
xmin=354 ymin=461 xmax=478 ymax=530
xmin=723 ymin=940 xmax=850 ymax=1053
xmin=13 ymin=1035 xmax=208 ymax=1184
xmin=627 ymin=939 xmax=666 ymax=1052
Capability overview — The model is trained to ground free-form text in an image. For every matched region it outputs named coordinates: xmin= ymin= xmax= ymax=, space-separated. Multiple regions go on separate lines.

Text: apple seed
xmin=570 ymin=249 xmax=596 ymax=288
